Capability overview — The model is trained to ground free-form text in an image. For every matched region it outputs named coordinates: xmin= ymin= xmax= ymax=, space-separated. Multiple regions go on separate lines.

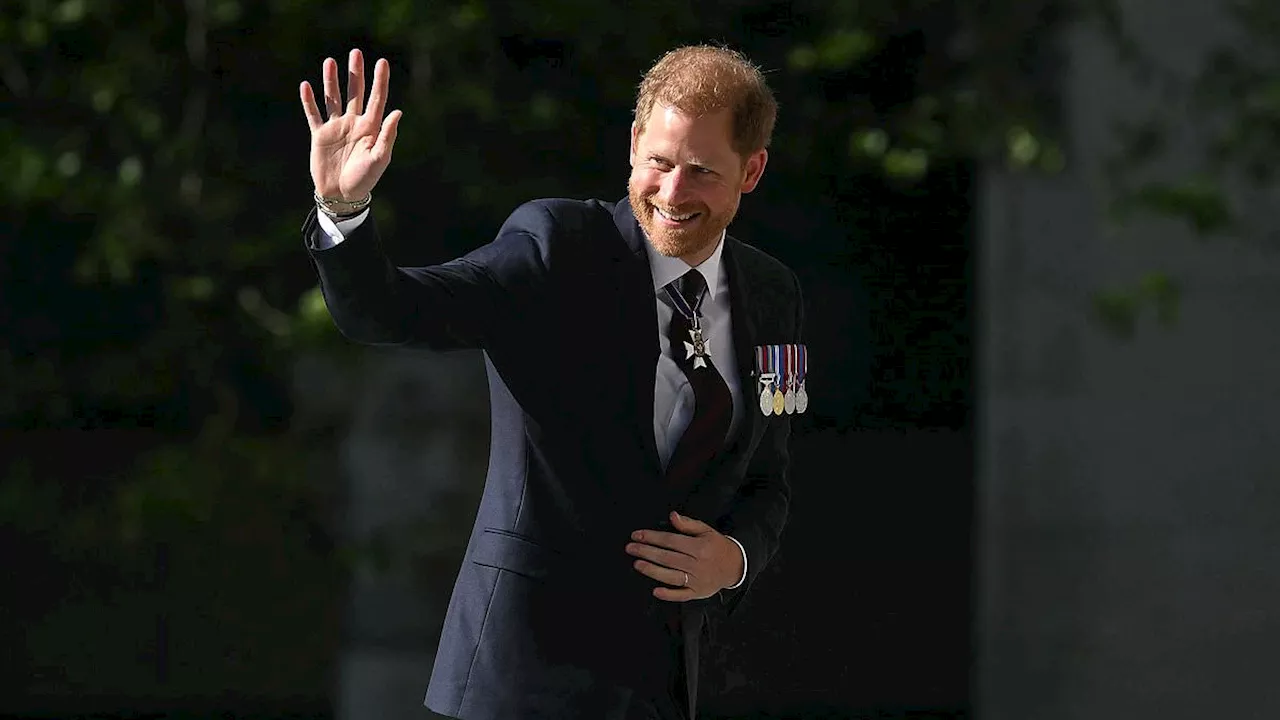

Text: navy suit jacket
xmin=303 ymin=196 xmax=804 ymax=720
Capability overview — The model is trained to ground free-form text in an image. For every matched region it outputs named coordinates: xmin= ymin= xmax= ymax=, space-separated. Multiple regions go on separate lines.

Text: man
xmin=298 ymin=44 xmax=806 ymax=720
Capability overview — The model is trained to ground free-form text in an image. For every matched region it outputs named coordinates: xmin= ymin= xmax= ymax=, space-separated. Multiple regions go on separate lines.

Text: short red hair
xmin=634 ymin=45 xmax=777 ymax=158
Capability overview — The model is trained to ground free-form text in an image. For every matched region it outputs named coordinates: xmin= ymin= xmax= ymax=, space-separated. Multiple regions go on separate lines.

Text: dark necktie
xmin=663 ymin=269 xmax=733 ymax=491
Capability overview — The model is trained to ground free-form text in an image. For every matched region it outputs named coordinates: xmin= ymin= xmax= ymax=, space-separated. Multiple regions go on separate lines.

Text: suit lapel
xmin=723 ymin=236 xmax=763 ymax=457
xmin=611 ymin=198 xmax=663 ymax=481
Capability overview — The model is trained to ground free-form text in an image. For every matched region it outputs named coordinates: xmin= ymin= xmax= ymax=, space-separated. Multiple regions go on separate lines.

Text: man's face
xmin=628 ymin=104 xmax=767 ymax=265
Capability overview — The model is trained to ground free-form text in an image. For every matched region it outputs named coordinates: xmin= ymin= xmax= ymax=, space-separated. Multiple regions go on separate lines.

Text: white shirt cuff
xmin=724 ymin=534 xmax=748 ymax=589
xmin=312 ymin=207 xmax=370 ymax=249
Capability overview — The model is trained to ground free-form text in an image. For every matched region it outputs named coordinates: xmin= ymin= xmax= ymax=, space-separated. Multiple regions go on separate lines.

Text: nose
xmin=657 ymin=167 xmax=695 ymax=207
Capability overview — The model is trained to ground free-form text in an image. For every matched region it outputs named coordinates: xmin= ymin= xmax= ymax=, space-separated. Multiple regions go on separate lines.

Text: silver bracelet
xmin=314 ymin=190 xmax=372 ymax=218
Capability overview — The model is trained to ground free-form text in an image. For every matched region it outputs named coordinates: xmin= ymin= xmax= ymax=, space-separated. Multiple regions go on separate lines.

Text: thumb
xmin=671 ymin=511 xmax=713 ymax=535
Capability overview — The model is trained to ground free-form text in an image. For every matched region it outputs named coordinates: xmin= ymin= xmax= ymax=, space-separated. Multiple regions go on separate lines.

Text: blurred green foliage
xmin=1098 ymin=0 xmax=1280 ymax=335
xmin=0 ymin=0 xmax=1050 ymax=530
xmin=0 ymin=0 xmax=1048 ymax=701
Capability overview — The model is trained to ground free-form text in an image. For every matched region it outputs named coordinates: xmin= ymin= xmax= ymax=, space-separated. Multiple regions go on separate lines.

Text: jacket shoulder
xmin=498 ymin=197 xmax=616 ymax=237
xmin=728 ymin=236 xmax=800 ymax=291
xmin=489 ymin=198 xmax=623 ymax=274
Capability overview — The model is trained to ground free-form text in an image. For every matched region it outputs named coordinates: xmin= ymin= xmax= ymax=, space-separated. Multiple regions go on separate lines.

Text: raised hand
xmin=299 ymin=48 xmax=403 ymax=202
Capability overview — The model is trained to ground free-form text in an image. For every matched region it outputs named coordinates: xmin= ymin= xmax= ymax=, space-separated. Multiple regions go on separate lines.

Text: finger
xmin=670 ymin=511 xmax=713 ymax=534
xmin=632 ymin=559 xmax=690 ymax=587
xmin=366 ymin=57 xmax=390 ymax=120
xmin=371 ymin=109 xmax=401 ymax=162
xmin=631 ymin=529 xmax=698 ymax=555
xmin=626 ymin=542 xmax=693 ymax=571
xmin=321 ymin=57 xmax=342 ymax=119
xmin=346 ymin=48 xmax=364 ymax=116
xmin=654 ymin=586 xmax=700 ymax=602
xmin=299 ymin=82 xmax=323 ymax=131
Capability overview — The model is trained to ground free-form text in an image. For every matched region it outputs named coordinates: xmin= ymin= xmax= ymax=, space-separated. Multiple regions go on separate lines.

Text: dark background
xmin=0 ymin=1 xmax=1010 ymax=717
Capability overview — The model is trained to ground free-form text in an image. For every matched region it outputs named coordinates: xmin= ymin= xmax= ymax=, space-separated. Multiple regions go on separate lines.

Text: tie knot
xmin=674 ymin=269 xmax=707 ymax=309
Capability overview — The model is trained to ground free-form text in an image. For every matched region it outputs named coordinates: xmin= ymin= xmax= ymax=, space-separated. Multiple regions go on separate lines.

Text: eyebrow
xmin=649 ymin=153 xmax=718 ymax=169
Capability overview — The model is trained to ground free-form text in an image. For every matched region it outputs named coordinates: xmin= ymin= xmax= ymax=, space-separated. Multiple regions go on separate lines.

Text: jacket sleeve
xmin=715 ymin=269 xmax=805 ymax=617
xmin=302 ymin=201 xmax=556 ymax=351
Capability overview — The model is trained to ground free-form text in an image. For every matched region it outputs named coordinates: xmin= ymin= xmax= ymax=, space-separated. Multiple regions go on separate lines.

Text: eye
xmin=649 ymin=156 xmax=674 ymax=169
xmin=692 ymin=166 xmax=715 ymax=175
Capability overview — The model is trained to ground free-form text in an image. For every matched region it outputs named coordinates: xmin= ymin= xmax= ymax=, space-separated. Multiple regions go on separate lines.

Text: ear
xmin=739 ymin=149 xmax=768 ymax=193
xmin=629 ymin=122 xmax=640 ymax=167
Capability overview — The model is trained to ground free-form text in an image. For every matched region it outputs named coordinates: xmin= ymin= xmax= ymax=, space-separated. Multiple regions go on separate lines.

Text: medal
xmin=664 ymin=280 xmax=712 ymax=370
xmin=755 ymin=345 xmax=776 ymax=415
xmin=770 ymin=345 xmax=785 ymax=414
xmin=683 ymin=325 xmax=711 ymax=369
xmin=759 ymin=375 xmax=775 ymax=416
xmin=795 ymin=344 xmax=808 ymax=414
xmin=783 ymin=344 xmax=796 ymax=414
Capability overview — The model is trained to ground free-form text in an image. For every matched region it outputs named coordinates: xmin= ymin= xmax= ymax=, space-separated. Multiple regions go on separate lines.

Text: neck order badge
xmin=664 ymin=278 xmax=712 ymax=370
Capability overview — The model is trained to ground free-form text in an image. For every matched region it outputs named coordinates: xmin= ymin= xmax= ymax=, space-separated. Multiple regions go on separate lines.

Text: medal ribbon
xmin=773 ymin=345 xmax=782 ymax=387
xmin=786 ymin=344 xmax=794 ymax=388
xmin=752 ymin=345 xmax=773 ymax=379
xmin=798 ymin=344 xmax=806 ymax=382
xmin=777 ymin=345 xmax=785 ymax=389
xmin=663 ymin=280 xmax=706 ymax=325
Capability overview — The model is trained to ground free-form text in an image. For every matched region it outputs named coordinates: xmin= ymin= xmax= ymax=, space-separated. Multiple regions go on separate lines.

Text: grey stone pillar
xmin=976 ymin=1 xmax=1280 ymax=718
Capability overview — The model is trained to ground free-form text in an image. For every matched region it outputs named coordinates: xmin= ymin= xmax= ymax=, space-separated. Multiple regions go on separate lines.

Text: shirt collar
xmin=643 ymin=230 xmax=727 ymax=302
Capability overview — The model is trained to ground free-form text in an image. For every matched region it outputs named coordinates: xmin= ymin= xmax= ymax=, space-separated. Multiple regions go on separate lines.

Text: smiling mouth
xmin=653 ymin=205 xmax=701 ymax=224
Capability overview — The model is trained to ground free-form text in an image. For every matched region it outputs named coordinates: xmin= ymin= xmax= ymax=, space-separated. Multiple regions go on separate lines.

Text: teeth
xmin=656 ymin=207 xmax=696 ymax=222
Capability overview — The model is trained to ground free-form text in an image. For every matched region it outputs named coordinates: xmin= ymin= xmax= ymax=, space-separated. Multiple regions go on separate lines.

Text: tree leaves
xmin=1093 ymin=272 xmax=1181 ymax=339
xmin=1111 ymin=177 xmax=1235 ymax=237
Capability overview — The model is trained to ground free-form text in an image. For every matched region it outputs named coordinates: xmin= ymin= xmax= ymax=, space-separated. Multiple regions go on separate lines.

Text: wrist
xmin=722 ymin=534 xmax=748 ymax=590
xmin=314 ymin=189 xmax=372 ymax=219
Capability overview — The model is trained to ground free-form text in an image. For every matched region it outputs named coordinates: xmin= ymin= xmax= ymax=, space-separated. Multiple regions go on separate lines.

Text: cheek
xmin=701 ymin=185 xmax=737 ymax=213
xmin=629 ymin=169 xmax=660 ymax=193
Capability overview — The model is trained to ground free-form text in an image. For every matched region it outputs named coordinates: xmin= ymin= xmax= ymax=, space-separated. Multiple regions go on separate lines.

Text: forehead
xmin=637 ymin=104 xmax=738 ymax=160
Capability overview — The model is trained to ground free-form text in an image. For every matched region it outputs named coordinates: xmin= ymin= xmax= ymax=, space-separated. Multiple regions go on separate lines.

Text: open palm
xmin=300 ymin=49 xmax=402 ymax=201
